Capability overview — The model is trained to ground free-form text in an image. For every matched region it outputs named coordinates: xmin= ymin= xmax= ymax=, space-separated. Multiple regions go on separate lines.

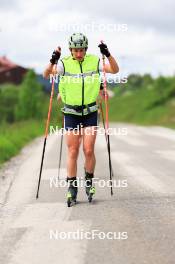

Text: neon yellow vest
xmin=59 ymin=54 xmax=101 ymax=108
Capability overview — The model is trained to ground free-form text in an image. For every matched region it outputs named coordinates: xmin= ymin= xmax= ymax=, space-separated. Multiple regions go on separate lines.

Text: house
xmin=0 ymin=56 xmax=28 ymax=85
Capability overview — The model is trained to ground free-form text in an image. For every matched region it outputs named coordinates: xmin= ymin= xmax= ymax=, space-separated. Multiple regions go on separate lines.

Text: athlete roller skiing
xmin=43 ymin=33 xmax=119 ymax=206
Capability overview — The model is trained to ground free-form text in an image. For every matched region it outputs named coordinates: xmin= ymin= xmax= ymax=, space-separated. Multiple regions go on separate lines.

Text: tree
xmin=16 ymin=70 xmax=43 ymax=120
xmin=0 ymin=85 xmax=19 ymax=123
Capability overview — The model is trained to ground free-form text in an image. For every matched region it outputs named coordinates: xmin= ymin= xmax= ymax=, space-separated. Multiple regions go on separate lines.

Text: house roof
xmin=0 ymin=56 xmax=19 ymax=73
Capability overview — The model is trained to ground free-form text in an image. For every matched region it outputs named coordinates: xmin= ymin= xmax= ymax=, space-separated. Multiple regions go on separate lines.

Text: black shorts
xmin=64 ymin=111 xmax=98 ymax=130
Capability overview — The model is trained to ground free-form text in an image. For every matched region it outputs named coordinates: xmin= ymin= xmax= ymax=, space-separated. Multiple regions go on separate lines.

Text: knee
xmin=83 ymin=147 xmax=94 ymax=158
xmin=68 ymin=147 xmax=79 ymax=159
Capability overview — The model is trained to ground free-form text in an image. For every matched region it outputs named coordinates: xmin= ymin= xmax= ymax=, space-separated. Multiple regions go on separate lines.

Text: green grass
xmin=0 ymin=120 xmax=44 ymax=165
xmin=108 ymin=85 xmax=175 ymax=128
xmin=0 ymin=93 xmax=63 ymax=166
xmin=0 ymin=113 xmax=62 ymax=166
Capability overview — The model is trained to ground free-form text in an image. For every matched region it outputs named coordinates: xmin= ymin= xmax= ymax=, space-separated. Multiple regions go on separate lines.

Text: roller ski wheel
xmin=66 ymin=177 xmax=78 ymax=207
xmin=67 ymin=193 xmax=76 ymax=207
xmin=87 ymin=186 xmax=95 ymax=203
xmin=85 ymin=171 xmax=95 ymax=203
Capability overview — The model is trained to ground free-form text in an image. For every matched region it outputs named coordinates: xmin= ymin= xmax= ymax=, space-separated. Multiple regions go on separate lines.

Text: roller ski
xmin=66 ymin=177 xmax=78 ymax=207
xmin=85 ymin=171 xmax=96 ymax=203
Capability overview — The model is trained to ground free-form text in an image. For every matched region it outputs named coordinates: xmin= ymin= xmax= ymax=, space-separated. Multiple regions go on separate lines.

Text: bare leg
xmin=83 ymin=126 xmax=97 ymax=173
xmin=65 ymin=130 xmax=82 ymax=178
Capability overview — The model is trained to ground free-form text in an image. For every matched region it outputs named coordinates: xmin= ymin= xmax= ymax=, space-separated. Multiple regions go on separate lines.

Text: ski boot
xmin=85 ymin=171 xmax=95 ymax=203
xmin=66 ymin=177 xmax=78 ymax=207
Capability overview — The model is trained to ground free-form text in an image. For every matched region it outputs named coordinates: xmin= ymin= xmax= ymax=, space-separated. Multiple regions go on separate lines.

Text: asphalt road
xmin=0 ymin=123 xmax=175 ymax=264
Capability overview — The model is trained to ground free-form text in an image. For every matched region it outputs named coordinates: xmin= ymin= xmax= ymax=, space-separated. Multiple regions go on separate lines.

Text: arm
xmin=104 ymin=55 xmax=119 ymax=74
xmin=43 ymin=63 xmax=58 ymax=79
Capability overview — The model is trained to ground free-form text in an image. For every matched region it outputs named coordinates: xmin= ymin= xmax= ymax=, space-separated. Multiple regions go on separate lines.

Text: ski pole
xmin=58 ymin=113 xmax=64 ymax=179
xmin=36 ymin=65 xmax=57 ymax=199
xmin=99 ymin=96 xmax=107 ymax=141
xmin=100 ymin=41 xmax=113 ymax=195
xmin=99 ymin=98 xmax=114 ymax=178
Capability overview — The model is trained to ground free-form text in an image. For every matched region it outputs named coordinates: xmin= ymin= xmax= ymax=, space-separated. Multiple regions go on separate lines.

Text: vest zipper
xmin=79 ymin=61 xmax=84 ymax=116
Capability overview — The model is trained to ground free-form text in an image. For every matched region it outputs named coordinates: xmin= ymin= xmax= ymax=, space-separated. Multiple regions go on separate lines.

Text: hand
xmin=50 ymin=47 xmax=61 ymax=65
xmin=98 ymin=43 xmax=110 ymax=58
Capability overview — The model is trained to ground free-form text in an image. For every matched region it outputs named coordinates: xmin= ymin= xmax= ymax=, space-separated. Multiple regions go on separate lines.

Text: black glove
xmin=50 ymin=50 xmax=61 ymax=65
xmin=98 ymin=43 xmax=110 ymax=58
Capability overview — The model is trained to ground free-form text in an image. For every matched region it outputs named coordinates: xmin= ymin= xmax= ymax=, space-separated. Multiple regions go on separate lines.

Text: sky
xmin=0 ymin=0 xmax=175 ymax=77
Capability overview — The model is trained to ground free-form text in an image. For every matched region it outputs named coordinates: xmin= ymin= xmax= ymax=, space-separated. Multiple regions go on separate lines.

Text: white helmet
xmin=69 ymin=33 xmax=88 ymax=49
